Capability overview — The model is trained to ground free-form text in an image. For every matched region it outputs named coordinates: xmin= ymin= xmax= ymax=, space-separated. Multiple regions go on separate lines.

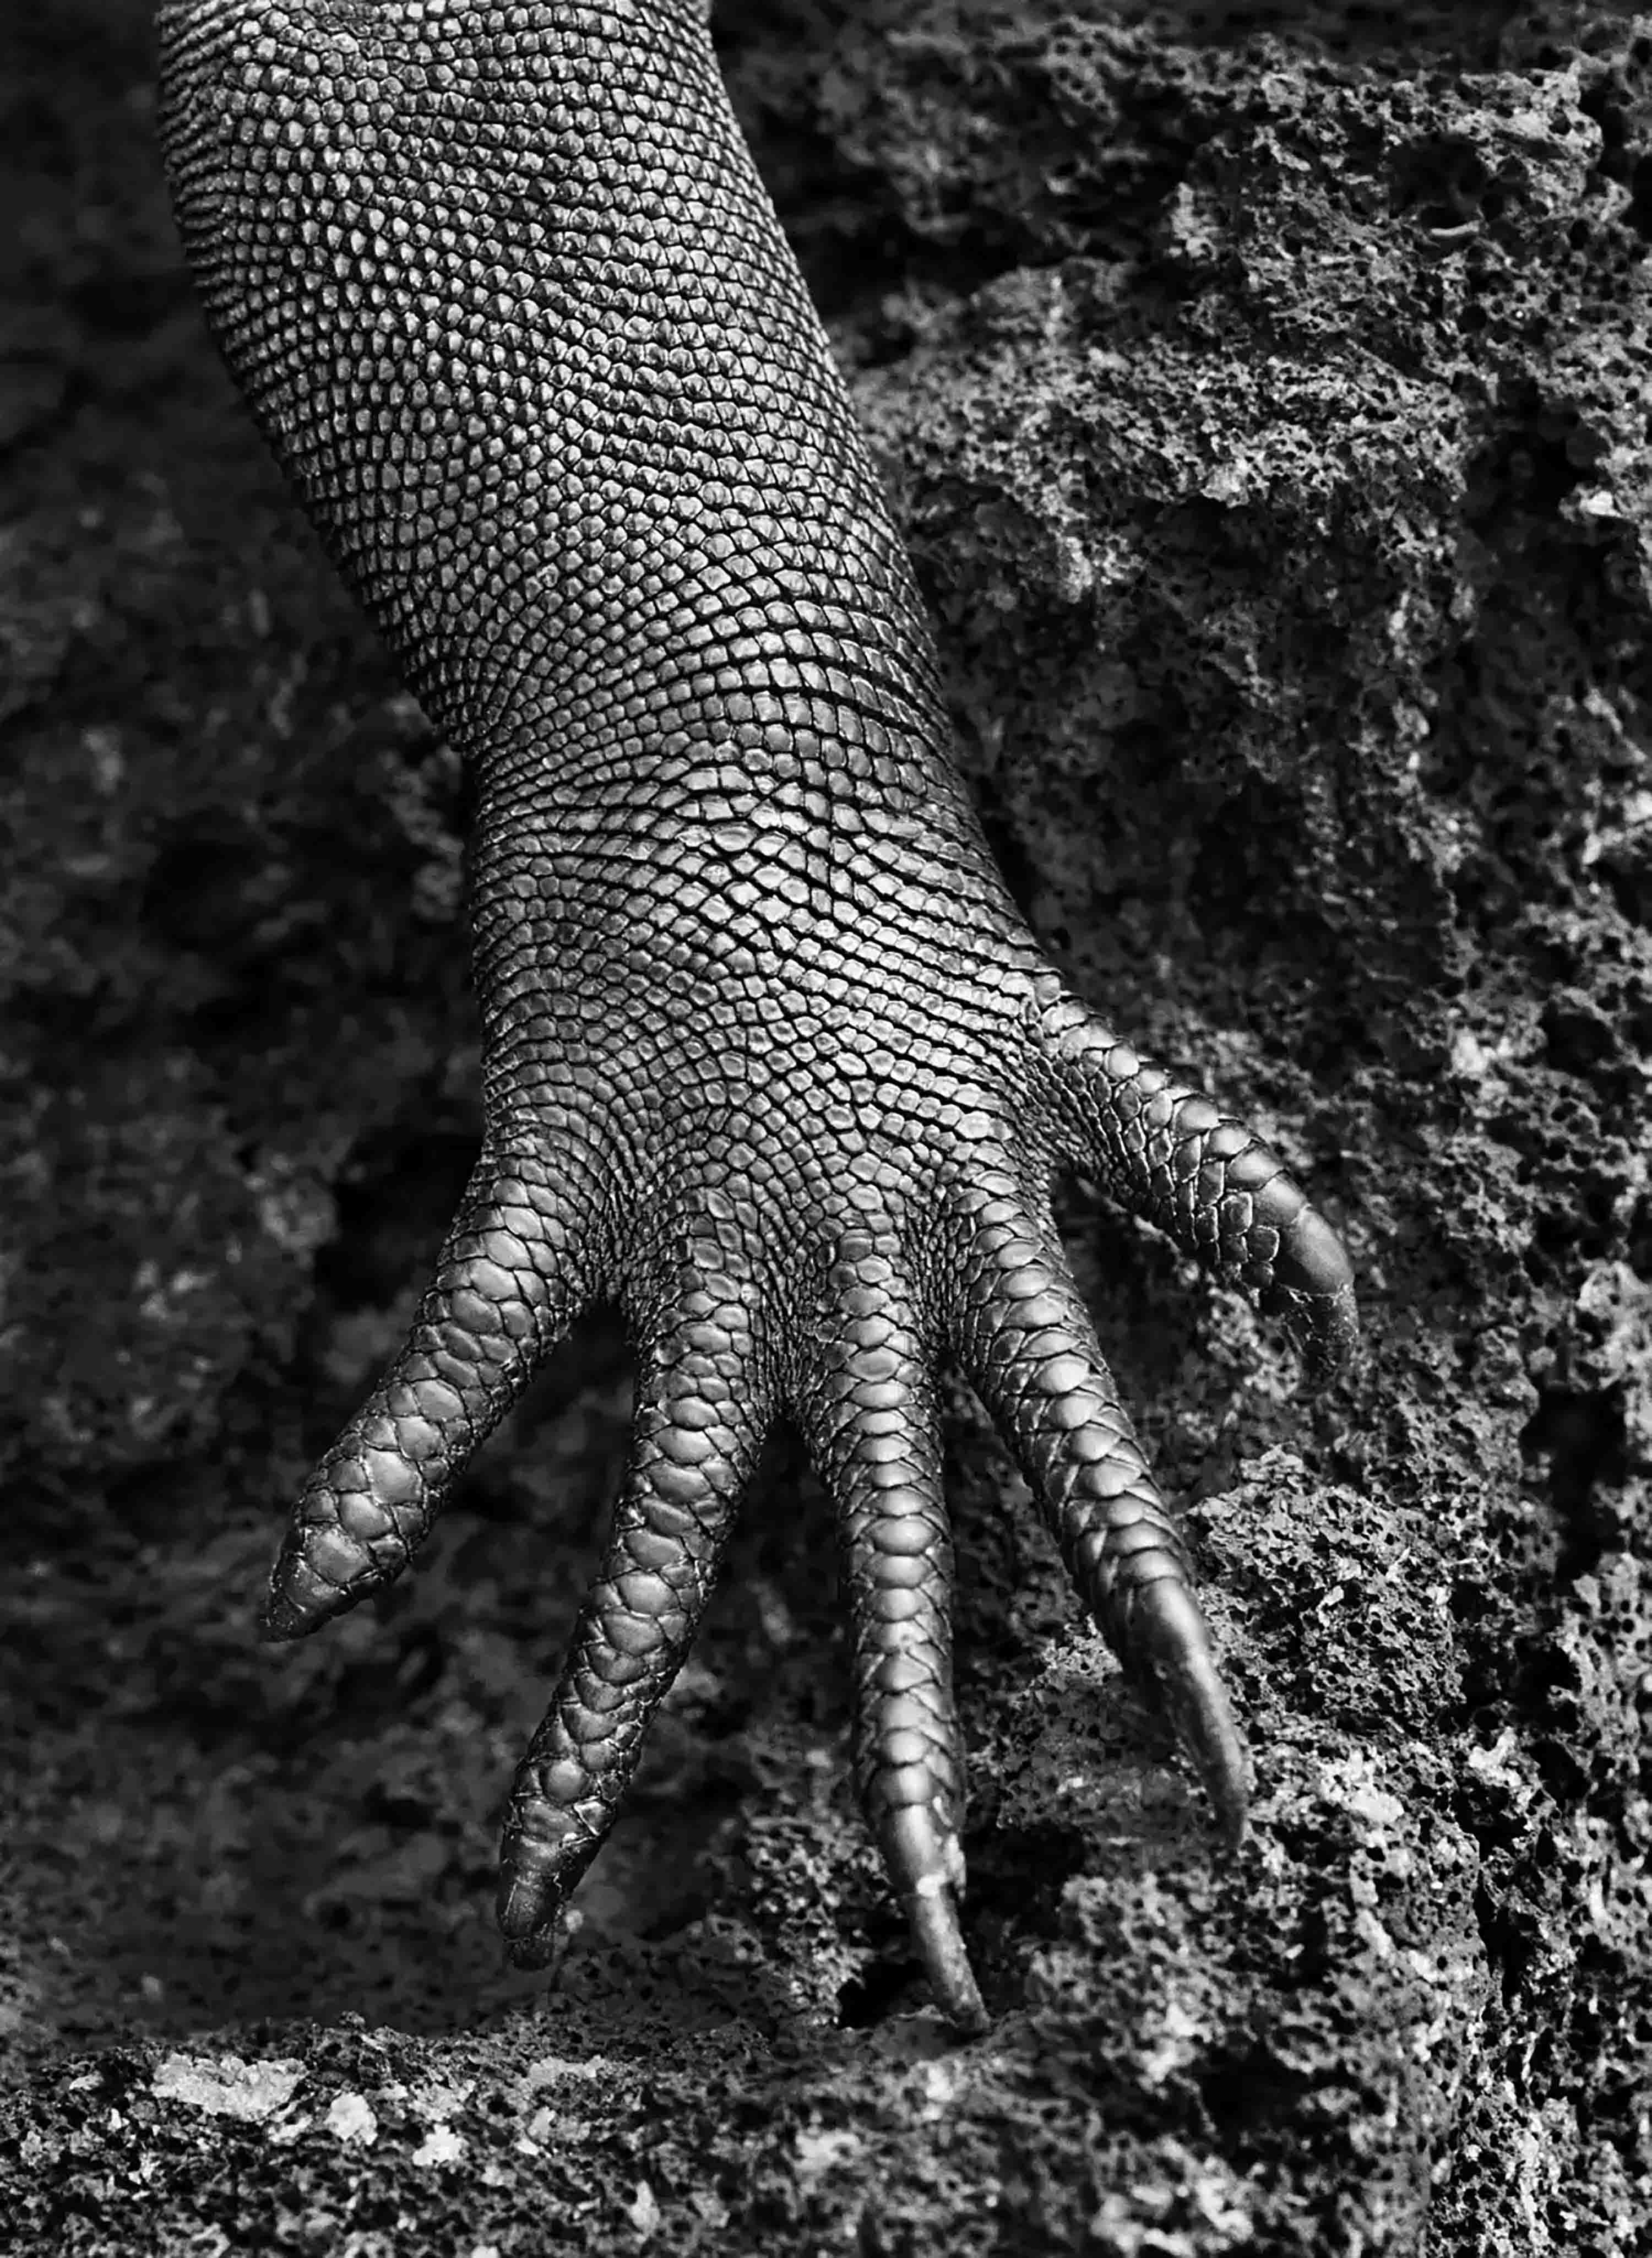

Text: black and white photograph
xmin=2 ymin=1 xmax=1647 ymax=2249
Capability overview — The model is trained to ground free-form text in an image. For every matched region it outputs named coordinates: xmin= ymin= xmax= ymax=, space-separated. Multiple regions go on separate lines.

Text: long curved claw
xmin=902 ymin=1877 xmax=990 ymax=2038
xmin=1124 ymin=1576 xmax=1249 ymax=1847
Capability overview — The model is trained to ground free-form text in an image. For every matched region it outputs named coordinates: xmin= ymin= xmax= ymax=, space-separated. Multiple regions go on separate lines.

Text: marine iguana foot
xmin=260 ymin=986 xmax=1353 ymax=2032
xmin=157 ymin=0 xmax=1356 ymax=2032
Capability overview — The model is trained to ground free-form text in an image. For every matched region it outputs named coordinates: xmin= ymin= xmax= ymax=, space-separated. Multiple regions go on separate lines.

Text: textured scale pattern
xmin=155 ymin=0 xmax=1357 ymax=2032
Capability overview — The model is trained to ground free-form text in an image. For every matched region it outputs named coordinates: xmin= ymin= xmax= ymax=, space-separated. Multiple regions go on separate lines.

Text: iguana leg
xmin=155 ymin=0 xmax=1356 ymax=2029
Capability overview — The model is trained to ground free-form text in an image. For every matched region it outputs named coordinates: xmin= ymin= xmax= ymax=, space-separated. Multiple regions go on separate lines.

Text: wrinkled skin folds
xmin=155 ymin=0 xmax=1356 ymax=2032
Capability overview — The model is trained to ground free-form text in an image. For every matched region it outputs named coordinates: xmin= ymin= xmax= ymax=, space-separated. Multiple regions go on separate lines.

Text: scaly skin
xmin=155 ymin=0 xmax=1356 ymax=2033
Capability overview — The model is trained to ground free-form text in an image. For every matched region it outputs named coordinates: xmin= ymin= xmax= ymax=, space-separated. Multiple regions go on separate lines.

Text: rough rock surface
xmin=1 ymin=2 xmax=1648 ymax=2251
